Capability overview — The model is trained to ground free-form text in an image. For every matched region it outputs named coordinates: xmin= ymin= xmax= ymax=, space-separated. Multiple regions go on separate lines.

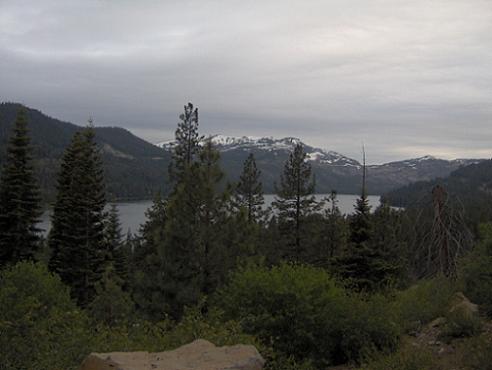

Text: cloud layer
xmin=1 ymin=0 xmax=491 ymax=163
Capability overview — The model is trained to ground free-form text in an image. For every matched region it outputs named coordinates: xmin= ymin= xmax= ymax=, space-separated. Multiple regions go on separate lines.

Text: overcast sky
xmin=1 ymin=0 xmax=491 ymax=163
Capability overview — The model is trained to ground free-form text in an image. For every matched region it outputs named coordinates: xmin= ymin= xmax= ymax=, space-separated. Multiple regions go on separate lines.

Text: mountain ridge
xmin=0 ymin=102 xmax=485 ymax=199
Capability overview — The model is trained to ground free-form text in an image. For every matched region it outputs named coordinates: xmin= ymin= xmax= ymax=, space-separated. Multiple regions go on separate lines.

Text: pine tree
xmin=133 ymin=105 xmax=205 ymax=320
xmin=134 ymin=192 xmax=167 ymax=267
xmin=309 ymin=191 xmax=348 ymax=267
xmin=104 ymin=204 xmax=128 ymax=284
xmin=273 ymin=143 xmax=320 ymax=261
xmin=196 ymin=139 xmax=229 ymax=298
xmin=130 ymin=193 xmax=168 ymax=319
xmin=160 ymin=139 xmax=230 ymax=318
xmin=48 ymin=126 xmax=106 ymax=306
xmin=89 ymin=264 xmax=134 ymax=327
xmin=233 ymin=153 xmax=264 ymax=223
xmin=332 ymin=149 xmax=400 ymax=291
xmin=350 ymin=146 xmax=373 ymax=247
xmin=0 ymin=108 xmax=41 ymax=267
xmin=169 ymin=102 xmax=202 ymax=182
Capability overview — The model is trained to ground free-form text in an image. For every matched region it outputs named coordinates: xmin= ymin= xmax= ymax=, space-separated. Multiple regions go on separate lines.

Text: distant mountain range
xmin=0 ymin=102 xmax=486 ymax=201
xmin=158 ymin=135 xmax=483 ymax=194
xmin=382 ymin=159 xmax=492 ymax=208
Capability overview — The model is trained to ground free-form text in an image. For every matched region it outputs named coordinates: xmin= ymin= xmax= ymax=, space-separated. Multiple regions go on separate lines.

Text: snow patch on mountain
xmin=156 ymin=135 xmax=361 ymax=167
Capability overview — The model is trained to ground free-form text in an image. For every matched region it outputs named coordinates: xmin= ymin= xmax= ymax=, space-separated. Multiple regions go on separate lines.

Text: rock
xmin=427 ymin=340 xmax=442 ymax=346
xmin=429 ymin=317 xmax=446 ymax=328
xmin=449 ymin=292 xmax=479 ymax=316
xmin=79 ymin=339 xmax=265 ymax=370
xmin=438 ymin=346 xmax=455 ymax=356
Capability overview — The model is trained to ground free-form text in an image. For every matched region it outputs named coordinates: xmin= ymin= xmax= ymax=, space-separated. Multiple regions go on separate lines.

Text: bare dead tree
xmin=412 ymin=185 xmax=473 ymax=278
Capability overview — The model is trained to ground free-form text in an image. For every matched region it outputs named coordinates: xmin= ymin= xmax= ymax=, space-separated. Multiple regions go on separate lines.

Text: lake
xmin=38 ymin=194 xmax=381 ymax=235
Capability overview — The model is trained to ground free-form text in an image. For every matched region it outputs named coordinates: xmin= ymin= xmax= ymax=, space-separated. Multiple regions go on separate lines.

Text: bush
xmin=91 ymin=301 xmax=258 ymax=354
xmin=0 ymin=262 xmax=93 ymax=370
xmin=461 ymin=223 xmax=492 ymax=317
xmin=362 ymin=347 xmax=438 ymax=370
xmin=393 ymin=277 xmax=455 ymax=332
xmin=215 ymin=263 xmax=399 ymax=367
xmin=89 ymin=267 xmax=134 ymax=327
xmin=461 ymin=336 xmax=492 ymax=370
xmin=338 ymin=294 xmax=400 ymax=362
xmin=441 ymin=307 xmax=482 ymax=339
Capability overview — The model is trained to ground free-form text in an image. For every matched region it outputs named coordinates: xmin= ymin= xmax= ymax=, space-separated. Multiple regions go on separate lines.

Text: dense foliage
xmin=217 ymin=264 xmax=400 ymax=367
xmin=0 ymin=262 xmax=93 ymax=369
xmin=0 ymin=108 xmax=41 ymax=267
xmin=48 ymin=127 xmax=107 ymax=306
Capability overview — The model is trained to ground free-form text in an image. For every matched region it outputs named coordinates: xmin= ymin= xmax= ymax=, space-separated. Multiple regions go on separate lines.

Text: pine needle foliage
xmin=0 ymin=108 xmax=41 ymax=267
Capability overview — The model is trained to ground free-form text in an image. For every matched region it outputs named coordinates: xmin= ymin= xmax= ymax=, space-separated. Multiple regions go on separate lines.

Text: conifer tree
xmin=134 ymin=192 xmax=167 ymax=266
xmin=48 ymin=126 xmax=106 ymax=306
xmin=350 ymin=147 xmax=373 ymax=247
xmin=89 ymin=264 xmax=134 ymax=327
xmin=332 ymin=149 xmax=400 ymax=291
xmin=104 ymin=204 xmax=128 ymax=284
xmin=160 ymin=139 xmax=229 ymax=318
xmin=273 ymin=143 xmax=319 ymax=261
xmin=130 ymin=193 xmax=168 ymax=319
xmin=0 ymin=109 xmax=41 ymax=267
xmin=313 ymin=191 xmax=348 ymax=267
xmin=196 ymin=139 xmax=229 ymax=297
xmin=134 ymin=104 xmax=206 ymax=319
xmin=169 ymin=102 xmax=202 ymax=182
xmin=233 ymin=153 xmax=264 ymax=223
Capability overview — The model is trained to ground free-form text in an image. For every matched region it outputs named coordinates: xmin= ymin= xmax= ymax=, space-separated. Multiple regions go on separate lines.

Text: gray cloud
xmin=1 ymin=0 xmax=491 ymax=163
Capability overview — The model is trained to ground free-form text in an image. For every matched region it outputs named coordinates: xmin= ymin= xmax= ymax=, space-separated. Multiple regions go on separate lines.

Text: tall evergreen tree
xmin=160 ymin=138 xmax=230 ymax=318
xmin=0 ymin=109 xmax=41 ymax=267
xmin=273 ymin=143 xmax=320 ymax=261
xmin=169 ymin=102 xmax=202 ymax=182
xmin=350 ymin=146 xmax=373 ymax=247
xmin=233 ymin=153 xmax=264 ymax=223
xmin=332 ymin=149 xmax=400 ymax=291
xmin=311 ymin=191 xmax=348 ymax=267
xmin=134 ymin=192 xmax=167 ymax=266
xmin=130 ymin=193 xmax=168 ymax=319
xmin=104 ymin=204 xmax=128 ymax=284
xmin=48 ymin=126 xmax=106 ymax=306
xmin=196 ymin=139 xmax=229 ymax=298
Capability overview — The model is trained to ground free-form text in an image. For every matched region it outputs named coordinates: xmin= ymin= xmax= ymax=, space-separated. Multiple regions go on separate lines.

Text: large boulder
xmin=79 ymin=339 xmax=265 ymax=370
xmin=449 ymin=292 xmax=479 ymax=317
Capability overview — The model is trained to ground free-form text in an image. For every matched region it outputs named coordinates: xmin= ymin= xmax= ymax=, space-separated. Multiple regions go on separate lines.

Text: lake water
xmin=38 ymin=194 xmax=381 ymax=235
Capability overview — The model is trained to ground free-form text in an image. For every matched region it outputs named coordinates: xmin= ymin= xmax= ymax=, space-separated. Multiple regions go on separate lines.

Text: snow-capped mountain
xmin=157 ymin=135 xmax=361 ymax=167
xmin=156 ymin=135 xmax=485 ymax=194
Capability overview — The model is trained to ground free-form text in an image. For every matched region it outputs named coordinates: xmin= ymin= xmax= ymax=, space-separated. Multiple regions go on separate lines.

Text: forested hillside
xmin=0 ymin=103 xmax=170 ymax=200
xmin=382 ymin=160 xmax=492 ymax=233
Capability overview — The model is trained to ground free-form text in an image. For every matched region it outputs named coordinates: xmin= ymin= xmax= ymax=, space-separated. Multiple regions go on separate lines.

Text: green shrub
xmin=338 ymin=294 xmax=400 ymax=363
xmin=393 ymin=277 xmax=455 ymax=332
xmin=461 ymin=336 xmax=492 ymax=370
xmin=441 ymin=307 xmax=482 ymax=339
xmin=216 ymin=263 xmax=399 ymax=367
xmin=461 ymin=223 xmax=492 ymax=317
xmin=89 ymin=267 xmax=135 ymax=327
xmin=92 ymin=301 xmax=258 ymax=354
xmin=264 ymin=354 xmax=316 ymax=370
xmin=0 ymin=262 xmax=93 ymax=370
xmin=362 ymin=347 xmax=438 ymax=370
